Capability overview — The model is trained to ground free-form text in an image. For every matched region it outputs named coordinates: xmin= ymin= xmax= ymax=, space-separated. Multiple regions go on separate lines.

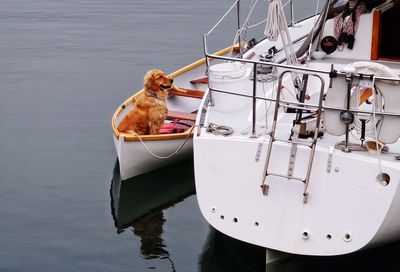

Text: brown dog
xmin=118 ymin=69 xmax=182 ymax=135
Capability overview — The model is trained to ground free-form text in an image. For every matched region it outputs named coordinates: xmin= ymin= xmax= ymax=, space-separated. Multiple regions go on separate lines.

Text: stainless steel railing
xmin=202 ymin=0 xmax=400 ymax=138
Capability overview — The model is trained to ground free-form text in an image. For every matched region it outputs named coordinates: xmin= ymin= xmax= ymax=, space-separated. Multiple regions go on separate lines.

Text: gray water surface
xmin=2 ymin=0 xmax=400 ymax=271
xmin=0 ymin=1 xmax=254 ymax=270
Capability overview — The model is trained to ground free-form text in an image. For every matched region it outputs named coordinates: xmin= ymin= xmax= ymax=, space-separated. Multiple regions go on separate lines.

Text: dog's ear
xmin=144 ymin=69 xmax=155 ymax=89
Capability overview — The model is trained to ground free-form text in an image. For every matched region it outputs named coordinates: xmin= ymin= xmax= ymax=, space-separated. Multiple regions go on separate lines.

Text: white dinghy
xmin=112 ymin=47 xmax=239 ymax=180
xmin=193 ymin=0 xmax=400 ymax=260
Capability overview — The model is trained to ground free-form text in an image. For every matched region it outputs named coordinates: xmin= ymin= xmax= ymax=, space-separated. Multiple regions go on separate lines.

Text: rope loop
xmin=207 ymin=123 xmax=234 ymax=136
xmin=132 ymin=125 xmax=197 ymax=160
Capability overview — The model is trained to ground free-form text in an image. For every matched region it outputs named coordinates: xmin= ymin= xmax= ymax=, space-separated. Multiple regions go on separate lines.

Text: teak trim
xmin=167 ymin=110 xmax=197 ymax=121
xmin=371 ymin=10 xmax=381 ymax=60
xmin=190 ymin=77 xmax=209 ymax=84
xmin=169 ymin=88 xmax=205 ymax=99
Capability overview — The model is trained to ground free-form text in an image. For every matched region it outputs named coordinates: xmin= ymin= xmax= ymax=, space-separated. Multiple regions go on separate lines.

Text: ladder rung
xmin=266 ymin=172 xmax=305 ymax=183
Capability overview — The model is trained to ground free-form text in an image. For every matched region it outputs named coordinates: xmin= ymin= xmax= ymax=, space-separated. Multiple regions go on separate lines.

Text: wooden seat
xmin=167 ymin=110 xmax=197 ymax=121
xmin=190 ymin=77 xmax=208 ymax=84
xmin=169 ymin=88 xmax=205 ymax=99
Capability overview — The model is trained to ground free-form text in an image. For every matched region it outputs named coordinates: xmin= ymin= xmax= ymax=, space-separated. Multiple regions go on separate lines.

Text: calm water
xmin=2 ymin=0 xmax=400 ymax=271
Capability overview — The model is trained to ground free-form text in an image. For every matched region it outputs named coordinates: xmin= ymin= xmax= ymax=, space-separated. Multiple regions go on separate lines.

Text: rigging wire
xmin=228 ymin=0 xmax=259 ymax=57
xmin=306 ymin=0 xmax=321 ymax=65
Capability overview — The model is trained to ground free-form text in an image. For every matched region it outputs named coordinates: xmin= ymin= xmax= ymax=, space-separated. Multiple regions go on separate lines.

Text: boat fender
xmin=324 ymin=61 xmax=400 ymax=144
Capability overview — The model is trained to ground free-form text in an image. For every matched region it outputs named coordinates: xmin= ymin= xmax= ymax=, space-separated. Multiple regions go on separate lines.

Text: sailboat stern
xmin=194 ymin=135 xmax=400 ymax=256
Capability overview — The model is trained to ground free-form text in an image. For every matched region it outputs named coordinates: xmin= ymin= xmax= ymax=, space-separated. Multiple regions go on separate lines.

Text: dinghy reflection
xmin=110 ymin=158 xmax=267 ymax=270
xmin=110 ymin=158 xmax=195 ymax=259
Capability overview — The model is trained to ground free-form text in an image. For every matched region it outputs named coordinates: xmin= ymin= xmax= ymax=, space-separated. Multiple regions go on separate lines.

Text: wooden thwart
xmin=170 ymin=88 xmax=205 ymax=99
xmin=190 ymin=77 xmax=209 ymax=84
xmin=167 ymin=110 xmax=197 ymax=121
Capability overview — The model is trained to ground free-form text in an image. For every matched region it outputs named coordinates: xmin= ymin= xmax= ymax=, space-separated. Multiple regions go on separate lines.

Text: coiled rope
xmin=264 ymin=0 xmax=283 ymax=42
xmin=207 ymin=123 xmax=234 ymax=136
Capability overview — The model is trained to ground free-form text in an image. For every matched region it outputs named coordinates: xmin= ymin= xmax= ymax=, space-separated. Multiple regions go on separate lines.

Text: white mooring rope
xmin=131 ymin=125 xmax=197 ymax=160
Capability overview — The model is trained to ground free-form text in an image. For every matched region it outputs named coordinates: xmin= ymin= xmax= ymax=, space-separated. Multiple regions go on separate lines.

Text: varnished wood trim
xmin=167 ymin=110 xmax=197 ymax=121
xmin=359 ymin=88 xmax=373 ymax=105
xmin=120 ymin=130 xmax=194 ymax=142
xmin=190 ymin=77 xmax=209 ymax=84
xmin=371 ymin=10 xmax=381 ymax=60
xmin=169 ymin=88 xmax=205 ymax=99
xmin=111 ymin=90 xmax=144 ymax=139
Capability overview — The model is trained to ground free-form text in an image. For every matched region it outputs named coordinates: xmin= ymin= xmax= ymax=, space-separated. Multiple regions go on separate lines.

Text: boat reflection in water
xmin=110 ymin=158 xmax=400 ymax=271
xmin=110 ymin=158 xmax=267 ymax=271
xmin=267 ymin=241 xmax=400 ymax=272
xmin=199 ymin=227 xmax=266 ymax=272
xmin=110 ymin=158 xmax=195 ymax=260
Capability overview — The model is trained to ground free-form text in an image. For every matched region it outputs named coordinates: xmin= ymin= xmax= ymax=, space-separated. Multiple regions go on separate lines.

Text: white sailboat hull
xmin=194 ymin=132 xmax=400 ymax=256
xmin=192 ymin=0 xmax=400 ymax=256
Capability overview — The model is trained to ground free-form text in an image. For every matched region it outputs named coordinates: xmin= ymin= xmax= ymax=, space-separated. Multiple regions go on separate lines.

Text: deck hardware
xmin=255 ymin=142 xmax=264 ymax=162
xmin=250 ymin=62 xmax=258 ymax=138
xmin=199 ymin=93 xmax=210 ymax=127
xmin=288 ymin=125 xmax=299 ymax=177
xmin=334 ymin=167 xmax=340 ymax=173
xmin=342 ymin=69 xmax=355 ymax=152
xmin=302 ymin=231 xmax=310 ymax=240
xmin=340 ymin=111 xmax=354 ymax=124
xmin=303 ymin=192 xmax=309 ymax=204
xmin=359 ymin=74 xmax=374 ymax=88
xmin=360 ymin=118 xmax=366 ymax=146
xmin=196 ymin=125 xmax=202 ymax=137
xmin=247 ymin=38 xmax=257 ymax=48
xmin=261 ymin=184 xmax=269 ymax=195
xmin=377 ymin=173 xmax=390 ymax=186
xmin=343 ymin=233 xmax=352 ymax=242
xmin=328 ymin=65 xmax=337 ymax=89
xmin=327 ymin=145 xmax=334 ymax=173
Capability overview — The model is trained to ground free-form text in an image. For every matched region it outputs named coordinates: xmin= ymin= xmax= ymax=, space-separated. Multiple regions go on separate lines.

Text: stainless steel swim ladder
xmin=260 ymin=71 xmax=325 ymax=204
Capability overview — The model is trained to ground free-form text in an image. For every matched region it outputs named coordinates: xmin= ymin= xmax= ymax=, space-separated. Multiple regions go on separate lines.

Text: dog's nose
xmin=170 ymin=79 xmax=173 ymax=84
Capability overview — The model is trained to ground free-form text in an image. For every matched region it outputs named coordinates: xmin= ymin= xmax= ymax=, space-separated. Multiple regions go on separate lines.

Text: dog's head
xmin=144 ymin=69 xmax=174 ymax=99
